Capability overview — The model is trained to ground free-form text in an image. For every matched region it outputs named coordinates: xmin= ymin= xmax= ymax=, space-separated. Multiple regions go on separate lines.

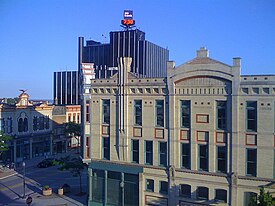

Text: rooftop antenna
xmin=121 ymin=10 xmax=136 ymax=31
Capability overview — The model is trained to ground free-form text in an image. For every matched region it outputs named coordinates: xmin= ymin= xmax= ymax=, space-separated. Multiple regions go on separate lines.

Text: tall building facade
xmin=79 ymin=29 xmax=169 ymax=78
xmin=53 ymin=71 xmax=79 ymax=105
xmin=82 ymin=48 xmax=275 ymax=206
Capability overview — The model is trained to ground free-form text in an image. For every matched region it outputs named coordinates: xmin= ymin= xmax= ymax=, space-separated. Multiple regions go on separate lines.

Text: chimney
xmin=197 ymin=47 xmax=209 ymax=58
xmin=233 ymin=57 xmax=241 ymax=67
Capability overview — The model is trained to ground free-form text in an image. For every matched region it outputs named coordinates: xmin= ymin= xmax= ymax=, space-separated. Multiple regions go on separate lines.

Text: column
xmin=139 ymin=173 xmax=144 ymax=206
xmin=50 ymin=134 xmax=53 ymax=155
xmin=13 ymin=139 xmax=16 ymax=163
xmin=121 ymin=172 xmax=125 ymax=206
xmin=88 ymin=168 xmax=93 ymax=204
xmin=29 ymin=138 xmax=33 ymax=159
xmin=104 ymin=170 xmax=107 ymax=206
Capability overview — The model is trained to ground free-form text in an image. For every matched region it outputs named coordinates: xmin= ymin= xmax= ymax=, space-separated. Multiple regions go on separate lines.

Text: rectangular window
xmin=217 ymin=101 xmax=227 ymax=130
xmin=217 ymin=146 xmax=227 ymax=173
xmin=246 ymin=101 xmax=257 ymax=132
xmin=131 ymin=139 xmax=139 ymax=163
xmin=159 ymin=181 xmax=168 ymax=194
xmin=215 ymin=189 xmax=227 ymax=203
xmin=180 ymin=184 xmax=191 ymax=198
xmin=181 ymin=100 xmax=191 ymax=128
xmin=181 ymin=143 xmax=190 ymax=169
xmin=246 ymin=148 xmax=257 ymax=176
xmin=197 ymin=187 xmax=209 ymax=200
xmin=156 ymin=100 xmax=164 ymax=127
xmin=102 ymin=99 xmax=110 ymax=124
xmin=102 ymin=137 xmax=110 ymax=160
xmin=146 ymin=179 xmax=154 ymax=192
xmin=199 ymin=145 xmax=208 ymax=171
xmin=134 ymin=100 xmax=142 ymax=126
xmin=145 ymin=141 xmax=153 ymax=165
xmin=86 ymin=100 xmax=90 ymax=123
xmin=159 ymin=142 xmax=167 ymax=167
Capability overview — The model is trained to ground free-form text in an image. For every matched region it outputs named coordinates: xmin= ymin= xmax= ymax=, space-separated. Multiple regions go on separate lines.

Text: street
xmin=0 ymin=164 xmax=87 ymax=206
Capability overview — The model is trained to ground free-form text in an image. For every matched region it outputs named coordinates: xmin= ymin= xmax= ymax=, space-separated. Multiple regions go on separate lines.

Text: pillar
xmin=29 ymin=138 xmax=33 ymax=159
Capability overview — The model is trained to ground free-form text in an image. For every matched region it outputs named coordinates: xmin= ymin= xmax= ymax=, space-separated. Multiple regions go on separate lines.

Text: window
xmin=246 ymin=101 xmax=257 ymax=132
xmin=134 ymin=100 xmax=142 ymax=126
xmin=86 ymin=100 xmax=90 ymax=123
xmin=217 ymin=101 xmax=227 ymax=130
xmin=197 ymin=187 xmax=209 ymax=200
xmin=199 ymin=145 xmax=208 ymax=171
xmin=131 ymin=139 xmax=139 ymax=163
xmin=146 ymin=179 xmax=154 ymax=192
xmin=102 ymin=137 xmax=110 ymax=160
xmin=18 ymin=118 xmax=23 ymax=132
xmin=159 ymin=142 xmax=167 ymax=166
xmin=217 ymin=146 xmax=227 ymax=173
xmin=156 ymin=100 xmax=164 ymax=127
xmin=102 ymin=99 xmax=110 ymax=124
xmin=215 ymin=189 xmax=227 ymax=203
xmin=145 ymin=141 xmax=153 ymax=165
xmin=180 ymin=184 xmax=191 ymax=198
xmin=45 ymin=116 xmax=49 ymax=129
xmin=246 ymin=148 xmax=257 ymax=176
xmin=39 ymin=116 xmax=44 ymax=130
xmin=181 ymin=100 xmax=191 ymax=128
xmin=181 ymin=143 xmax=190 ymax=169
xmin=244 ymin=192 xmax=257 ymax=206
xmin=7 ymin=117 xmax=12 ymax=134
xmin=33 ymin=116 xmax=38 ymax=131
xmin=159 ymin=181 xmax=168 ymax=194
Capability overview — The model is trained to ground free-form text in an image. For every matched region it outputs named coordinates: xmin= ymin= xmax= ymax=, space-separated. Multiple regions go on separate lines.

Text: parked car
xmin=37 ymin=158 xmax=56 ymax=168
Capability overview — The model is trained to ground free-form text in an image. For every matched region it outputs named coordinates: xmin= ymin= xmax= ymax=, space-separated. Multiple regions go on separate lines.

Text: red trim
xmin=133 ymin=127 xmax=142 ymax=137
xmin=155 ymin=128 xmax=164 ymax=139
xmin=245 ymin=133 xmax=257 ymax=146
xmin=196 ymin=114 xmax=209 ymax=123
xmin=180 ymin=129 xmax=189 ymax=140
xmin=102 ymin=125 xmax=109 ymax=135
xmin=196 ymin=130 xmax=209 ymax=143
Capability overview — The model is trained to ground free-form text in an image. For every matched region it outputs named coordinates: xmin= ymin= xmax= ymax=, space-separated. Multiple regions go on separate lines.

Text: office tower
xmin=78 ymin=29 xmax=169 ymax=78
xmin=53 ymin=71 xmax=79 ymax=105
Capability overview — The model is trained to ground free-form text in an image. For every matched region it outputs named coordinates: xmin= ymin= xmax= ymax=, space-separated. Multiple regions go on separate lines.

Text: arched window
xmin=18 ymin=118 xmax=23 ymax=132
xmin=23 ymin=117 xmax=28 ymax=132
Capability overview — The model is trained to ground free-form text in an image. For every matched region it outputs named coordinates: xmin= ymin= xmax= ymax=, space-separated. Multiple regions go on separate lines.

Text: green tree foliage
xmin=64 ymin=122 xmax=81 ymax=152
xmin=54 ymin=156 xmax=87 ymax=194
xmin=249 ymin=187 xmax=274 ymax=206
xmin=64 ymin=122 xmax=81 ymax=137
xmin=6 ymin=97 xmax=19 ymax=105
xmin=0 ymin=131 xmax=13 ymax=158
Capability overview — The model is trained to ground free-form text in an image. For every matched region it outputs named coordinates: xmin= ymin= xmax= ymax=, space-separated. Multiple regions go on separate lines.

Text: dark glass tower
xmin=79 ymin=29 xmax=169 ymax=78
xmin=53 ymin=71 xmax=78 ymax=105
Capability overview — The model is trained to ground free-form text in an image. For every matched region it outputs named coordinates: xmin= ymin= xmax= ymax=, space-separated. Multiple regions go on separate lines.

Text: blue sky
xmin=0 ymin=0 xmax=274 ymax=99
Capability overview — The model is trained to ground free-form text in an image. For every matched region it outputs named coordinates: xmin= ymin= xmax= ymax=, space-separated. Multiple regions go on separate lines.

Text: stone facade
xmin=82 ymin=47 xmax=275 ymax=206
xmin=0 ymin=92 xmax=53 ymax=163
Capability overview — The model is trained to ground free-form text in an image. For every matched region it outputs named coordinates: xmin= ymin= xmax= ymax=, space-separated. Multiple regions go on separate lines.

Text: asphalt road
xmin=0 ymin=164 xmax=88 ymax=206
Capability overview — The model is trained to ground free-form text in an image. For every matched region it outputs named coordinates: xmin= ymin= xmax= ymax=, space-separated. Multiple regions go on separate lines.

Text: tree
xmin=249 ymin=187 xmax=274 ymax=206
xmin=64 ymin=122 xmax=81 ymax=151
xmin=54 ymin=156 xmax=87 ymax=195
xmin=6 ymin=97 xmax=19 ymax=105
xmin=0 ymin=131 xmax=13 ymax=160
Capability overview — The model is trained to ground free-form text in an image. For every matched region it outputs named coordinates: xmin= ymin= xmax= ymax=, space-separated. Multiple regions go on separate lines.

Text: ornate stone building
xmin=0 ymin=92 xmax=53 ymax=163
xmin=82 ymin=47 xmax=275 ymax=206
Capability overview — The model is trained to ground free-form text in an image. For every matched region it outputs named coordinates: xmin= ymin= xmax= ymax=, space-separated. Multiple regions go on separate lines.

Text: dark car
xmin=37 ymin=158 xmax=55 ymax=168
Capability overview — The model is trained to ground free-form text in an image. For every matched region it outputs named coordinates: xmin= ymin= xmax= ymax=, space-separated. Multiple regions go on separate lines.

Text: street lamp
xmin=22 ymin=161 xmax=26 ymax=199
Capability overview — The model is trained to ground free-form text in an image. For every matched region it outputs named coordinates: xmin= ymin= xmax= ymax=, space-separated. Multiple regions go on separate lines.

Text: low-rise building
xmin=0 ymin=92 xmax=53 ymax=163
